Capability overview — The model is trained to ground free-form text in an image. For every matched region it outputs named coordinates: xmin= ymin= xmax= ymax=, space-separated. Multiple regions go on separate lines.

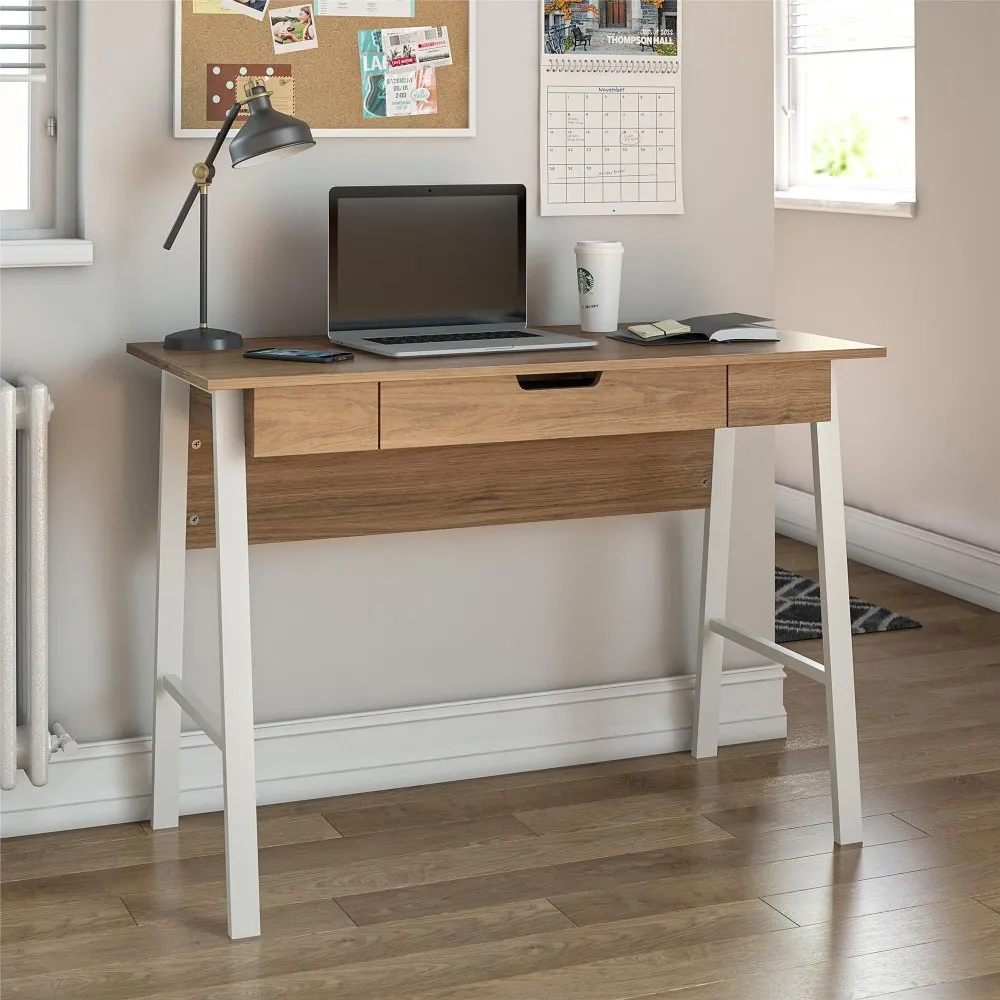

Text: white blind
xmin=0 ymin=3 xmax=47 ymax=82
xmin=787 ymin=0 xmax=914 ymax=57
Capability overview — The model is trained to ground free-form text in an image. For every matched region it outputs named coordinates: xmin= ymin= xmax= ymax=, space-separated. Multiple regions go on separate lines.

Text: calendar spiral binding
xmin=543 ymin=57 xmax=680 ymax=75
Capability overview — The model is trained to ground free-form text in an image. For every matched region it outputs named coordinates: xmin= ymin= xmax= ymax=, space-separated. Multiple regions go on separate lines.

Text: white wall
xmin=0 ymin=0 xmax=775 ymax=745
xmin=775 ymin=1 xmax=1000 ymax=553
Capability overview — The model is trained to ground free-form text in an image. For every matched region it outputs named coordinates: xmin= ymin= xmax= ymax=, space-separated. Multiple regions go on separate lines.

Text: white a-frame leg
xmin=691 ymin=427 xmax=736 ymax=761
xmin=810 ymin=375 xmax=862 ymax=844
xmin=150 ymin=375 xmax=261 ymax=938
xmin=691 ymin=368 xmax=863 ymax=846
xmin=211 ymin=389 xmax=261 ymax=938
xmin=151 ymin=374 xmax=190 ymax=830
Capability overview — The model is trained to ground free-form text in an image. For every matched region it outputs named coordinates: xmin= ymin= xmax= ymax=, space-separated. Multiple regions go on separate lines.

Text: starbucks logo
xmin=577 ymin=267 xmax=594 ymax=294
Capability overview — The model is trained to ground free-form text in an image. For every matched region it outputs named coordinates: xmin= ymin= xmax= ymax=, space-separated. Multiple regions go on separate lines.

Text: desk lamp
xmin=162 ymin=81 xmax=315 ymax=351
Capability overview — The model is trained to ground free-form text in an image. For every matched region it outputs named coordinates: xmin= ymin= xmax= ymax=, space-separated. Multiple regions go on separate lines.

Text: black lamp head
xmin=229 ymin=83 xmax=316 ymax=168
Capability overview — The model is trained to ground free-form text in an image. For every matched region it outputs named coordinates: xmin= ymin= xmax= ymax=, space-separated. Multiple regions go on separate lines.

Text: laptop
xmin=327 ymin=184 xmax=598 ymax=358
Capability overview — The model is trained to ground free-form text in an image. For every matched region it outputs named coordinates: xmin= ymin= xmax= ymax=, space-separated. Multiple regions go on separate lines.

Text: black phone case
xmin=243 ymin=350 xmax=354 ymax=364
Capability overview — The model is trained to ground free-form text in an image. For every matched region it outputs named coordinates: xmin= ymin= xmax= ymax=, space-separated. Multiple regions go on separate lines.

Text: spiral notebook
xmin=539 ymin=2 xmax=684 ymax=217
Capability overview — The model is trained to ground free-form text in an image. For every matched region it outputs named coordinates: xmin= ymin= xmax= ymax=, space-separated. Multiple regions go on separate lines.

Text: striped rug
xmin=776 ymin=566 xmax=922 ymax=644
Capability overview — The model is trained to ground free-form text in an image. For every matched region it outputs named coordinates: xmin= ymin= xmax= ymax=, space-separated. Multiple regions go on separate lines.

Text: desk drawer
xmin=728 ymin=361 xmax=831 ymax=427
xmin=379 ymin=367 xmax=727 ymax=450
xmin=246 ymin=384 xmax=378 ymax=457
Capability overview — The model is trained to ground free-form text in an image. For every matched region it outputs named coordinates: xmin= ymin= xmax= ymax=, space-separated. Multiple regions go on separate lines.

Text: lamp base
xmin=163 ymin=327 xmax=243 ymax=351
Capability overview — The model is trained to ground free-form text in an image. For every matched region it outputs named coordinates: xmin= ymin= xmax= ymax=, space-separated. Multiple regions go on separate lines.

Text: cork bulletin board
xmin=173 ymin=0 xmax=475 ymax=137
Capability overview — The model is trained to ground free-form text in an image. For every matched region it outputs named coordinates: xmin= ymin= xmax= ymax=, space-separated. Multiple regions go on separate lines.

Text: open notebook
xmin=612 ymin=312 xmax=779 ymax=346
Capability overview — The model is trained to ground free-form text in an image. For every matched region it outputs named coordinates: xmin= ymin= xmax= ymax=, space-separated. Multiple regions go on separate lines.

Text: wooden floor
xmin=3 ymin=535 xmax=1000 ymax=999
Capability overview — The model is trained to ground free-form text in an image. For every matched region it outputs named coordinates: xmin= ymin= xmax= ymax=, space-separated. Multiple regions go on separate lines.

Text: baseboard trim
xmin=0 ymin=666 xmax=786 ymax=838
xmin=776 ymin=484 xmax=1000 ymax=612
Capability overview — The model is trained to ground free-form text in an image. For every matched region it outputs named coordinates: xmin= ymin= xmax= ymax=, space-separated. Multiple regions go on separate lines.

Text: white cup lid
xmin=575 ymin=241 xmax=624 ymax=254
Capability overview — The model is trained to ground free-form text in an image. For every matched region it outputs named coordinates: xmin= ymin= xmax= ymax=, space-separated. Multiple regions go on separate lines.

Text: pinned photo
xmin=269 ymin=4 xmax=319 ymax=53
xmin=220 ymin=0 xmax=269 ymax=21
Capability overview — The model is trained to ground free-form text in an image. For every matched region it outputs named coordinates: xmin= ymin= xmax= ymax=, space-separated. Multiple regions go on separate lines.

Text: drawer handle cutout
xmin=516 ymin=372 xmax=602 ymax=391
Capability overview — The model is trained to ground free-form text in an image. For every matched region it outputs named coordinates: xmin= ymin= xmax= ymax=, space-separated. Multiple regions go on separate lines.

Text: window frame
xmin=1 ymin=1 xmax=84 ymax=247
xmin=774 ymin=0 xmax=917 ymax=216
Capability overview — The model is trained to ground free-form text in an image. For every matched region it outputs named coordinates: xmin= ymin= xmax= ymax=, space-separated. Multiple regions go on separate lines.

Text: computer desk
xmin=127 ymin=327 xmax=886 ymax=939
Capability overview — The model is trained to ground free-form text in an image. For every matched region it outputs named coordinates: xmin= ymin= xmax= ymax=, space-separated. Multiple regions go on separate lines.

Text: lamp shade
xmin=229 ymin=86 xmax=315 ymax=168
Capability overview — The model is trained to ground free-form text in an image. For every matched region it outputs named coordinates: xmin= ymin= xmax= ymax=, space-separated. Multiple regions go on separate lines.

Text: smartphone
xmin=243 ymin=348 xmax=355 ymax=364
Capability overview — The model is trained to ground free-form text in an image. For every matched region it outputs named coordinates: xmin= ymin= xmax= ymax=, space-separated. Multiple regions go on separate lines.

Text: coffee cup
xmin=575 ymin=241 xmax=624 ymax=334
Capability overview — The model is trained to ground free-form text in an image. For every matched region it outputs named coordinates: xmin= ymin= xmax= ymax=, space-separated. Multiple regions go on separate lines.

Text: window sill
xmin=775 ymin=188 xmax=917 ymax=219
xmin=0 ymin=239 xmax=94 ymax=269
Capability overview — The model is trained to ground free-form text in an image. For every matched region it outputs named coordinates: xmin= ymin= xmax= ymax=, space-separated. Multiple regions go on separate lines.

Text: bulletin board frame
xmin=173 ymin=0 xmax=476 ymax=138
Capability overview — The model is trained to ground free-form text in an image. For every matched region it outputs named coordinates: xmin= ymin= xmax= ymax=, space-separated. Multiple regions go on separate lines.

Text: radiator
xmin=0 ymin=378 xmax=74 ymax=791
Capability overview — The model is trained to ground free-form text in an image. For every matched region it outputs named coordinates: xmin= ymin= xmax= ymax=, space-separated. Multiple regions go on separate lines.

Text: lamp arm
xmin=162 ymin=184 xmax=199 ymax=252
xmin=163 ymin=101 xmax=241 ymax=251
xmin=202 ymin=100 xmax=242 ymax=170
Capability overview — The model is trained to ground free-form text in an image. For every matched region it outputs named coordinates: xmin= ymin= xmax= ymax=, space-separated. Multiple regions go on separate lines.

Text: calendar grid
xmin=546 ymin=86 xmax=677 ymax=208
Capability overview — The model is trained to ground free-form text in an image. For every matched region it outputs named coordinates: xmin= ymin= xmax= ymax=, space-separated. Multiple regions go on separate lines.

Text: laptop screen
xmin=329 ymin=185 xmax=526 ymax=333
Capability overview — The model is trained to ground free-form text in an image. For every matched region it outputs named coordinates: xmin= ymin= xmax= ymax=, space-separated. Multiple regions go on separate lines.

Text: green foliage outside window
xmin=811 ymin=113 xmax=874 ymax=179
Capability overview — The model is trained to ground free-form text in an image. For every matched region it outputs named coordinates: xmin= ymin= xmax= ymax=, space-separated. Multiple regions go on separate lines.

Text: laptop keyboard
xmin=365 ymin=331 xmax=541 ymax=345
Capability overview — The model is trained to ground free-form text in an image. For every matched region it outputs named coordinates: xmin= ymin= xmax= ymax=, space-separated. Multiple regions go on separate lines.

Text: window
xmin=775 ymin=0 xmax=915 ymax=214
xmin=1 ymin=0 xmax=86 ymax=257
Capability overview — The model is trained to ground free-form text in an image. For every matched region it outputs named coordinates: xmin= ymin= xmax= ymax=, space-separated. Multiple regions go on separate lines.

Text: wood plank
xmin=257 ymin=749 xmax=728 ymax=821
xmin=546 ymin=827 xmax=1000 ymax=928
xmin=0 ymin=816 xmax=535 ymax=908
xmin=727 ymin=359 xmax=831 ymax=426
xmin=336 ymin=814 xmax=927 ymax=927
xmin=859 ymin=725 xmax=1000 ymax=788
xmin=700 ymin=772 xmax=1000 ymax=839
xmin=121 ymin=901 xmax=999 ymax=1000
xmin=246 ymin=384 xmax=378 ymax=457
xmin=867 ymin=975 xmax=1000 ymax=1000
xmin=320 ymin=745 xmax=834 ymax=837
xmin=893 ymin=795 xmax=1000 ymax=837
xmin=124 ymin=815 xmax=732 ymax=927
xmin=632 ymin=931 xmax=1000 ymax=1000
xmin=1 ymin=821 xmax=341 ymax=888
xmin=136 ymin=811 xmax=342 ymax=859
xmin=127 ymin=330 xmax=887 ymax=392
xmin=393 ymin=904 xmax=1000 ymax=1000
xmin=1 ymin=830 xmax=181 ymax=883
xmin=762 ymin=861 xmax=1000 ymax=926
xmin=0 ymin=895 xmax=135 ymax=944
xmin=118 ymin=882 xmax=359 ymax=941
xmin=515 ymin=758 xmax=1000 ymax=841
xmin=514 ymin=771 xmax=839 ymax=836
xmin=2 ymin=899 xmax=568 ymax=982
xmin=1 ymin=899 xmax=789 ymax=1000
xmin=379 ymin=368 xmax=726 ymax=449
xmin=0 ymin=822 xmax=146 ymax=860
xmin=186 ymin=400 xmax=714 ymax=547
